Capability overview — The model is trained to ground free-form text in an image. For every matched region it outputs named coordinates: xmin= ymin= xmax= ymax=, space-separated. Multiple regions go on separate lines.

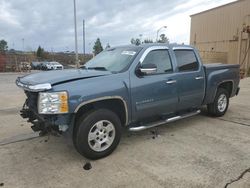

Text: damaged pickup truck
xmin=16 ymin=44 xmax=240 ymax=159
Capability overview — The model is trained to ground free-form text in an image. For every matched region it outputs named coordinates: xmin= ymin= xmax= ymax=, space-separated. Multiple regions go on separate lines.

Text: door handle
xmin=166 ymin=80 xmax=177 ymax=84
xmin=195 ymin=76 xmax=204 ymax=80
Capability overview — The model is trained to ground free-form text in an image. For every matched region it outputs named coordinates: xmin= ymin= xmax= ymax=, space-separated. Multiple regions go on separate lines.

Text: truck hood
xmin=16 ymin=69 xmax=112 ymax=91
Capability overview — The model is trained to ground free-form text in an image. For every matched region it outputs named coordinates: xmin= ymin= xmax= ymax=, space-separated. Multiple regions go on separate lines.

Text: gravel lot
xmin=0 ymin=72 xmax=249 ymax=188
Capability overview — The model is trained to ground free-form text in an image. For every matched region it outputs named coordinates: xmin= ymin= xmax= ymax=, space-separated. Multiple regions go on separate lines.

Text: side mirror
xmin=139 ymin=64 xmax=157 ymax=75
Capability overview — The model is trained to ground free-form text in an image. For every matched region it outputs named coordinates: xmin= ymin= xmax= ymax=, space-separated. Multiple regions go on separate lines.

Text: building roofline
xmin=190 ymin=0 xmax=241 ymax=17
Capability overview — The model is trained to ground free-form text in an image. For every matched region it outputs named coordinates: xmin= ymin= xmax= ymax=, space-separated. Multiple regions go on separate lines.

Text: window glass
xmin=142 ymin=50 xmax=172 ymax=74
xmin=174 ymin=50 xmax=199 ymax=72
xmin=84 ymin=46 xmax=142 ymax=73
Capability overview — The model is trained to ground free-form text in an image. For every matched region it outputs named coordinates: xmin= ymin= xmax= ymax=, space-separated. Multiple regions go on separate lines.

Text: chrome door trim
xmin=195 ymin=76 xmax=204 ymax=80
xmin=139 ymin=67 xmax=157 ymax=74
xmin=166 ymin=80 xmax=177 ymax=84
xmin=172 ymin=46 xmax=193 ymax=50
xmin=139 ymin=46 xmax=169 ymax=63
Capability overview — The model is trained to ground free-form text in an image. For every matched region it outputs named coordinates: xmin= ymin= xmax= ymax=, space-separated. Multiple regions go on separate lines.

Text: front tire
xmin=207 ymin=88 xmax=229 ymax=117
xmin=74 ymin=109 xmax=122 ymax=160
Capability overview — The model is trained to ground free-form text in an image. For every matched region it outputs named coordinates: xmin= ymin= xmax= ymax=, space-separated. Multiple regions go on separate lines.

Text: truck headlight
xmin=38 ymin=91 xmax=68 ymax=114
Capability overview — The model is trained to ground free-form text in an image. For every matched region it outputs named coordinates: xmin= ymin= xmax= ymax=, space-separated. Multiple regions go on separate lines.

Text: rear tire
xmin=207 ymin=88 xmax=229 ymax=117
xmin=74 ymin=109 xmax=122 ymax=160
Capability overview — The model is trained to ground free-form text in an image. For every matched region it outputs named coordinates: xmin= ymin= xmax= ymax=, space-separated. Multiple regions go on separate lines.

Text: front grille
xmin=25 ymin=91 xmax=38 ymax=112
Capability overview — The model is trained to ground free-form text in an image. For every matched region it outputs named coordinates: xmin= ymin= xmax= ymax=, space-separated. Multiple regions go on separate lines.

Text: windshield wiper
xmin=87 ymin=67 xmax=108 ymax=71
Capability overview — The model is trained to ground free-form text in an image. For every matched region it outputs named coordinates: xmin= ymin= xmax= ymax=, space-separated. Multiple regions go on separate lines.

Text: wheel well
xmin=218 ymin=81 xmax=233 ymax=96
xmin=75 ymin=99 xmax=127 ymax=127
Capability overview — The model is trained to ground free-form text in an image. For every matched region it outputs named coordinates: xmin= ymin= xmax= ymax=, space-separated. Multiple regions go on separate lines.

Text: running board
xmin=129 ymin=110 xmax=201 ymax=132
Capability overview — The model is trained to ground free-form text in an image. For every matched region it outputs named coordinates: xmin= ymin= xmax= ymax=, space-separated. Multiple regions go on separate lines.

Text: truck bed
xmin=203 ymin=63 xmax=239 ymax=71
xmin=203 ymin=63 xmax=240 ymax=105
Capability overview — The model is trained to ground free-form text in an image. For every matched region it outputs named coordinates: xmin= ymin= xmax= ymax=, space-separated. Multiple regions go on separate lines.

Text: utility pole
xmin=22 ymin=38 xmax=24 ymax=52
xmin=51 ymin=47 xmax=54 ymax=61
xmin=73 ymin=0 xmax=79 ymax=68
xmin=22 ymin=38 xmax=26 ymax=62
xmin=139 ymin=34 xmax=143 ymax=43
xmin=83 ymin=19 xmax=85 ymax=63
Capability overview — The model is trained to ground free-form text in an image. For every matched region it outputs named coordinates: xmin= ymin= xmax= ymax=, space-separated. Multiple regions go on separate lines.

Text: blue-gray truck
xmin=16 ymin=44 xmax=240 ymax=159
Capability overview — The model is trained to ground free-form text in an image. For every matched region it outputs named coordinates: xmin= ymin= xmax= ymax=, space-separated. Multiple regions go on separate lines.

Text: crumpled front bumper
xmin=20 ymin=100 xmax=74 ymax=135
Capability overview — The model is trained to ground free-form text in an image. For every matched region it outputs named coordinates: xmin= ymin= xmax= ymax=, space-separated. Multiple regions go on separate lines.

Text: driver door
xmin=130 ymin=47 xmax=178 ymax=121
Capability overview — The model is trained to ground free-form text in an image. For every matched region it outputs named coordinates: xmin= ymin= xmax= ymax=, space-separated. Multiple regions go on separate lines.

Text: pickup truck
xmin=16 ymin=44 xmax=240 ymax=159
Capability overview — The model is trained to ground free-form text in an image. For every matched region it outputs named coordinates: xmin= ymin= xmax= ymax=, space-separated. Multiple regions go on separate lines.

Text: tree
xmin=131 ymin=38 xmax=141 ymax=46
xmin=0 ymin=40 xmax=8 ymax=52
xmin=93 ymin=38 xmax=103 ymax=55
xmin=36 ymin=46 xmax=44 ymax=59
xmin=158 ymin=34 xmax=169 ymax=44
xmin=36 ymin=46 xmax=49 ymax=60
xmin=144 ymin=39 xmax=153 ymax=43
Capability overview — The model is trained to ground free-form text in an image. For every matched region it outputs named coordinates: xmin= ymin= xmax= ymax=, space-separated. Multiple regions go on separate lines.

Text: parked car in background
xmin=36 ymin=62 xmax=43 ymax=70
xmin=45 ymin=62 xmax=64 ymax=70
xmin=16 ymin=44 xmax=240 ymax=159
xmin=40 ymin=62 xmax=49 ymax=70
xmin=31 ymin=62 xmax=40 ymax=70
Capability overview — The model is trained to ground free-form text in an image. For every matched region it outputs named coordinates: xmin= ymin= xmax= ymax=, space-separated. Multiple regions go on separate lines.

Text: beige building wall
xmin=190 ymin=0 xmax=250 ymax=70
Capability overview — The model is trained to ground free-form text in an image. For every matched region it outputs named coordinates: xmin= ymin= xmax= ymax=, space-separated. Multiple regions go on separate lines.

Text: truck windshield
xmin=84 ymin=47 xmax=142 ymax=73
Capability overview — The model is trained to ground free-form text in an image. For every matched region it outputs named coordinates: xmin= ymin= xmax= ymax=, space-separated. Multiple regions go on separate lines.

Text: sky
xmin=0 ymin=0 xmax=236 ymax=53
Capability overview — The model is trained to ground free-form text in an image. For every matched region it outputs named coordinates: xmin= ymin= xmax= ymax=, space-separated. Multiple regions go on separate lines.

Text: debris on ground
xmin=83 ymin=162 xmax=92 ymax=170
xmin=150 ymin=128 xmax=160 ymax=139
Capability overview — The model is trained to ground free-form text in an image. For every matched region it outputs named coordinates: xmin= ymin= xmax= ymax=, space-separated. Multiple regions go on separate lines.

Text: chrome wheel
xmin=88 ymin=120 xmax=115 ymax=152
xmin=217 ymin=94 xmax=227 ymax=112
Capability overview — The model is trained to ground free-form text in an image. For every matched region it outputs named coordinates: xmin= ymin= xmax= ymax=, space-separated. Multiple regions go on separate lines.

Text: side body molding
xmin=74 ymin=96 xmax=129 ymax=126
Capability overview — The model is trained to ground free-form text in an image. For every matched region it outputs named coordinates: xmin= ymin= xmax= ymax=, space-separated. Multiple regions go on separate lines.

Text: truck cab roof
xmin=111 ymin=43 xmax=195 ymax=51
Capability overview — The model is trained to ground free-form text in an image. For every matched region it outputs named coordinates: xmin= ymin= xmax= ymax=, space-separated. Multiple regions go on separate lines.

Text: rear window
xmin=174 ymin=50 xmax=199 ymax=72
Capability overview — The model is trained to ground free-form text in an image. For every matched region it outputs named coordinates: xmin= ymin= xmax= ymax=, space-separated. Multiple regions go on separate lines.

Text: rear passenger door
xmin=173 ymin=49 xmax=205 ymax=110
